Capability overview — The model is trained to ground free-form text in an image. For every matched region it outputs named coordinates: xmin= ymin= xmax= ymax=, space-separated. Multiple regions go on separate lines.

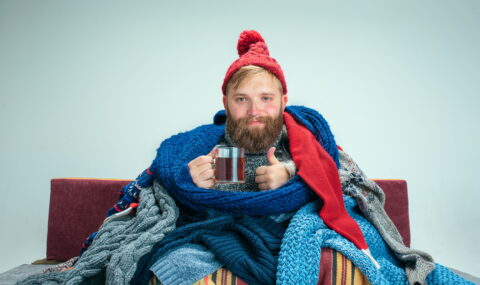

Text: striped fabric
xmin=150 ymin=268 xmax=248 ymax=285
xmin=318 ymin=248 xmax=370 ymax=285
xmin=150 ymin=248 xmax=369 ymax=285
xmin=192 ymin=268 xmax=248 ymax=285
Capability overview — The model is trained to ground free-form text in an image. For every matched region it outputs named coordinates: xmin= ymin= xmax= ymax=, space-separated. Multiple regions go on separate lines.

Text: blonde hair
xmin=226 ymin=65 xmax=284 ymax=95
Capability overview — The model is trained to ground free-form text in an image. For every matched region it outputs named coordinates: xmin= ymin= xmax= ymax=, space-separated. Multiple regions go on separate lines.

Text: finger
xmin=255 ymin=166 xmax=268 ymax=176
xmin=204 ymin=180 xmax=215 ymax=189
xmin=199 ymin=169 xmax=215 ymax=181
xmin=255 ymin=174 xmax=268 ymax=184
xmin=193 ymin=170 xmax=214 ymax=187
xmin=192 ymin=164 xmax=214 ymax=180
xmin=199 ymin=155 xmax=214 ymax=164
xmin=258 ymin=182 xmax=270 ymax=191
xmin=190 ymin=155 xmax=214 ymax=168
xmin=198 ymin=178 xmax=215 ymax=189
xmin=190 ymin=161 xmax=213 ymax=180
xmin=267 ymin=147 xmax=280 ymax=165
xmin=190 ymin=160 xmax=211 ymax=173
xmin=207 ymin=147 xmax=217 ymax=158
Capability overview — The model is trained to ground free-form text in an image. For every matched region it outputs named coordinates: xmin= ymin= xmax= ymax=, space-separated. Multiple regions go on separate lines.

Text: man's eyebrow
xmin=232 ymin=92 xmax=276 ymax=96
xmin=233 ymin=93 xmax=247 ymax=97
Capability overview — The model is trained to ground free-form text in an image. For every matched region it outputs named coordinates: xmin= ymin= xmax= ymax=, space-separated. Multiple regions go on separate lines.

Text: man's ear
xmin=222 ymin=95 xmax=227 ymax=111
xmin=281 ymin=94 xmax=288 ymax=110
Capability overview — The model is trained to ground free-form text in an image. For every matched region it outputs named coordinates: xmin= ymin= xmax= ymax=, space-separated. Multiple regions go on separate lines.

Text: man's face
xmin=223 ymin=72 xmax=288 ymax=152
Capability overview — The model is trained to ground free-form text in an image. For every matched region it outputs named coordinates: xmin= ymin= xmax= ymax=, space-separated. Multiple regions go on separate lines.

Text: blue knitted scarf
xmin=152 ymin=105 xmax=339 ymax=216
xmin=79 ymin=105 xmax=339 ymax=257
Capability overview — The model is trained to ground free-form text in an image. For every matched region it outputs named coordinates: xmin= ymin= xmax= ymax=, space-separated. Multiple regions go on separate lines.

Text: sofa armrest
xmin=374 ymin=179 xmax=410 ymax=247
xmin=46 ymin=178 xmax=410 ymax=261
xmin=46 ymin=178 xmax=131 ymax=261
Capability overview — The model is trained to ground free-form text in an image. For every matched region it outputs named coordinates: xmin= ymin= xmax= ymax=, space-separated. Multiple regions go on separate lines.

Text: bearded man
xmin=188 ymin=64 xmax=294 ymax=191
xmin=19 ymin=30 xmax=474 ymax=285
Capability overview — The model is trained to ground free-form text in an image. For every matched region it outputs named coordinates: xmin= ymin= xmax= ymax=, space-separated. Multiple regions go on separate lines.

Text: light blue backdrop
xmin=1 ymin=0 xmax=479 ymax=277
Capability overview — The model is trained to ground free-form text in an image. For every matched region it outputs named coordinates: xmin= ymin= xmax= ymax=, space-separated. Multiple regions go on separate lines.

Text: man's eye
xmin=236 ymin=97 xmax=246 ymax=102
xmin=262 ymin=96 xmax=272 ymax=101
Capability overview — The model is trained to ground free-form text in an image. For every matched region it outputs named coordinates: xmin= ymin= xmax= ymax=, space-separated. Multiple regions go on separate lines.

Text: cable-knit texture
xmin=222 ymin=30 xmax=287 ymax=95
xmin=237 ymin=30 xmax=266 ymax=56
xmin=338 ymin=150 xmax=438 ymax=285
xmin=276 ymin=149 xmax=474 ymax=285
xmin=133 ymin=211 xmax=287 ymax=285
xmin=16 ymin=105 xmax=473 ymax=285
xmin=155 ymin=105 xmax=337 ymax=215
xmin=17 ymin=180 xmax=179 ymax=285
xmin=277 ymin=198 xmax=474 ymax=285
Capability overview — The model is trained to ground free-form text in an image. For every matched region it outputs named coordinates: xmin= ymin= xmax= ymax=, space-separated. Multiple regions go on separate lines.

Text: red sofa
xmin=45 ymin=178 xmax=411 ymax=262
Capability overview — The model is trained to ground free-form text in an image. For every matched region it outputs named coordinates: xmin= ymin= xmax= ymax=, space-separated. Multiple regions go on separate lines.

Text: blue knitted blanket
xmin=152 ymin=105 xmax=339 ymax=216
xmin=133 ymin=211 xmax=288 ymax=285
xmin=277 ymin=197 xmax=474 ymax=285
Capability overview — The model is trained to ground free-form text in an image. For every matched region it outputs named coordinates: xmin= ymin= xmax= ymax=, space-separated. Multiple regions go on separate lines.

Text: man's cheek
xmin=265 ymin=105 xmax=279 ymax=114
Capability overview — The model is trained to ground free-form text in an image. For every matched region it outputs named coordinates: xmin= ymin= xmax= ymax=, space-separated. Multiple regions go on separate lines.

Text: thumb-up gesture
xmin=255 ymin=147 xmax=289 ymax=190
xmin=188 ymin=148 xmax=216 ymax=189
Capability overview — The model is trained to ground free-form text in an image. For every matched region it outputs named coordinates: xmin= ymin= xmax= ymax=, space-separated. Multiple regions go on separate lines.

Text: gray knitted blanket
xmin=18 ymin=180 xmax=179 ymax=285
xmin=338 ymin=149 xmax=435 ymax=285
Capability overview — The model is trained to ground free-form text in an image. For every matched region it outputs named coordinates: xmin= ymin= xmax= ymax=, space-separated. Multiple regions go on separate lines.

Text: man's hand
xmin=188 ymin=148 xmax=216 ymax=189
xmin=255 ymin=147 xmax=289 ymax=190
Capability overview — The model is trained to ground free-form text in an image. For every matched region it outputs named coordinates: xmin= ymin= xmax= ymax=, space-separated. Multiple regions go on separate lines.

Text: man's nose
xmin=247 ymin=99 xmax=261 ymax=116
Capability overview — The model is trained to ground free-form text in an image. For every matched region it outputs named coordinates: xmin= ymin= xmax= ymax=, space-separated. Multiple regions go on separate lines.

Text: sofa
xmin=1 ymin=178 xmax=478 ymax=284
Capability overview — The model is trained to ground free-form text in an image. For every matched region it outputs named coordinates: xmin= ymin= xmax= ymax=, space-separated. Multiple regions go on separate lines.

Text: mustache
xmin=238 ymin=116 xmax=268 ymax=124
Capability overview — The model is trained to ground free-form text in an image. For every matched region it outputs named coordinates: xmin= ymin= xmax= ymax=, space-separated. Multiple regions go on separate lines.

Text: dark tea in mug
xmin=214 ymin=146 xmax=245 ymax=184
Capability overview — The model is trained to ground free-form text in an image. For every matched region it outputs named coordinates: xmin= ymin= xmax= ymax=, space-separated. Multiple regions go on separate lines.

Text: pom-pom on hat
xmin=222 ymin=30 xmax=287 ymax=95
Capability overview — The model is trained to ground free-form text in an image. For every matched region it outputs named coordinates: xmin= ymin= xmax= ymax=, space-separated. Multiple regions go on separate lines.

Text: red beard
xmin=226 ymin=111 xmax=283 ymax=152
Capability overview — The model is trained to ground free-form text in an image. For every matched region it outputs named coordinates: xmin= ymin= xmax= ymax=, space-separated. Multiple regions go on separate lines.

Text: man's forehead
xmin=227 ymin=69 xmax=283 ymax=94
xmin=228 ymin=75 xmax=283 ymax=97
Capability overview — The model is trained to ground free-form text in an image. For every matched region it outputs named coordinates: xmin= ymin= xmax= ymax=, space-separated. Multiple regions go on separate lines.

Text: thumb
xmin=267 ymin=147 xmax=280 ymax=165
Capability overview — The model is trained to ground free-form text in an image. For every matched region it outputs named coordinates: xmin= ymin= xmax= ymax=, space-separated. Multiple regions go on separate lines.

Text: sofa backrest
xmin=46 ymin=178 xmax=410 ymax=261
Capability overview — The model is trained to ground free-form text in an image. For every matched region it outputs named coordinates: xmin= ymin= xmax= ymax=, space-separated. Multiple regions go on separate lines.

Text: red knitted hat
xmin=222 ymin=30 xmax=287 ymax=95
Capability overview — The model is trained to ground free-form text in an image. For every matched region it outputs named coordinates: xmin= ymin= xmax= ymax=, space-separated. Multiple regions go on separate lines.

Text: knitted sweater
xmin=149 ymin=243 xmax=223 ymax=285
xmin=215 ymin=124 xmax=295 ymax=192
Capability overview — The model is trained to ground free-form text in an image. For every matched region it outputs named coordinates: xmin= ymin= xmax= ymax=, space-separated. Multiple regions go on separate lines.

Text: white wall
xmin=1 ymin=0 xmax=479 ymax=277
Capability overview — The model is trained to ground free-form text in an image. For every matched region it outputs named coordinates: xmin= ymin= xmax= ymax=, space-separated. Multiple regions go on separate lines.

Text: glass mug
xmin=213 ymin=146 xmax=245 ymax=184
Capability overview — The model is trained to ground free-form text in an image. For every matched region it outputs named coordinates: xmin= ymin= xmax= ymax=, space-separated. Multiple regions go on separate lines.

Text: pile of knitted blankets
xmin=18 ymin=106 xmax=474 ymax=285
